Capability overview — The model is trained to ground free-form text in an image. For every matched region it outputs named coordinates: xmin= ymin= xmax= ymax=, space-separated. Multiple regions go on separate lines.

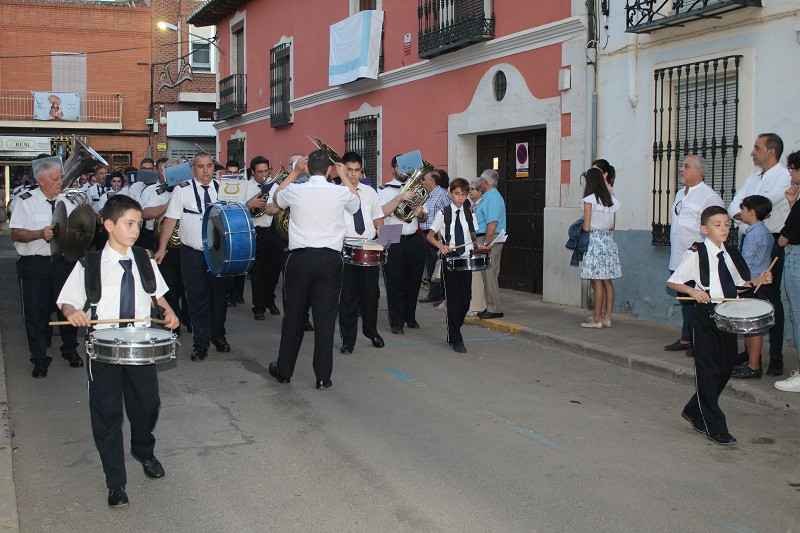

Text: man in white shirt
xmin=338 ymin=152 xmax=385 ymax=354
xmin=665 ymin=155 xmax=724 ymax=354
xmin=378 ymin=156 xmax=427 ymax=335
xmin=267 ymin=150 xmax=360 ymax=390
xmin=728 ymin=133 xmax=791 ymax=376
xmin=155 ymin=153 xmax=230 ymax=361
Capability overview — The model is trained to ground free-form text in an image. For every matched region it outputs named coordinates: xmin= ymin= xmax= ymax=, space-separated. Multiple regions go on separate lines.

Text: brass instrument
xmin=62 ymin=188 xmax=89 ymax=206
xmin=313 ymin=137 xmax=342 ymax=165
xmin=61 ymin=136 xmax=108 ymax=190
xmin=194 ymin=143 xmax=226 ymax=172
xmin=250 ymin=164 xmax=289 ymax=218
xmin=154 ymin=215 xmax=181 ymax=248
xmin=393 ymin=156 xmax=435 ymax=222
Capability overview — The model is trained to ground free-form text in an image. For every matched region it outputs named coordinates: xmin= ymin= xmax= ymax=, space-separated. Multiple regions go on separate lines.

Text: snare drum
xmin=445 ymin=252 xmax=490 ymax=272
xmin=87 ymin=327 xmax=177 ymax=365
xmin=342 ymin=238 xmax=388 ymax=266
xmin=712 ymin=299 xmax=775 ymax=334
xmin=202 ymin=202 xmax=257 ymax=276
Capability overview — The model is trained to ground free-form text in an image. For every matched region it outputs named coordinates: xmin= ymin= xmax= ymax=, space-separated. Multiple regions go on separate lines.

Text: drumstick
xmin=676 ymin=297 xmax=742 ymax=302
xmin=305 ymin=135 xmax=337 ymax=165
xmin=753 ymin=257 xmax=779 ymax=294
xmin=49 ymin=317 xmax=168 ymax=326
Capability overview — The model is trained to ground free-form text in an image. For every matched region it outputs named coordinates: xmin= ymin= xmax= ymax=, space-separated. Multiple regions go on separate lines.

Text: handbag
xmin=431 ymin=255 xmax=443 ymax=283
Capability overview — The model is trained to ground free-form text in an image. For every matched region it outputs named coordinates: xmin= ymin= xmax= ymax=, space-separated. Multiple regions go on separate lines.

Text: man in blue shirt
xmin=476 ymin=169 xmax=507 ymax=319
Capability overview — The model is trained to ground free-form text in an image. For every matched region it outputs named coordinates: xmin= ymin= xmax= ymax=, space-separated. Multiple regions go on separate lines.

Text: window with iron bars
xmin=270 ymin=43 xmax=292 ymax=128
xmin=651 ymin=55 xmax=742 ymax=246
xmin=344 ymin=115 xmax=379 ymax=188
xmin=226 ymin=138 xmax=245 ymax=169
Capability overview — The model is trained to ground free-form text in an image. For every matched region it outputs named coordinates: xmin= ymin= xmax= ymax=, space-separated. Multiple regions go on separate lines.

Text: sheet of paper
xmin=217 ymin=175 xmax=249 ymax=203
xmin=489 ymin=229 xmax=507 ymax=246
xmin=377 ymin=223 xmax=403 ymax=245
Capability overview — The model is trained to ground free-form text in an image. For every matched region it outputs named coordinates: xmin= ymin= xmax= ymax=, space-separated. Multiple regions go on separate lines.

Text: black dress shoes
xmin=268 ymin=361 xmax=291 ymax=383
xmin=371 ymin=335 xmax=385 ymax=348
xmin=190 ymin=347 xmax=208 ymax=361
xmin=212 ymin=338 xmax=231 ymax=353
xmin=304 ymin=319 xmax=314 ymax=331
xmin=708 ymin=432 xmax=737 ymax=445
xmin=681 ymin=411 xmax=706 ymax=434
xmin=406 ymin=320 xmax=420 ymax=329
xmin=62 ymin=351 xmax=84 ymax=368
xmin=664 ymin=339 xmax=692 ymax=351
xmin=131 ymin=452 xmax=165 ymax=479
xmin=268 ymin=304 xmax=281 ymax=316
xmin=391 ymin=325 xmax=404 ymax=335
xmin=477 ymin=311 xmax=504 ymax=319
xmin=767 ymin=361 xmax=784 ymax=376
xmin=186 ymin=325 xmax=193 ymax=333
xmin=254 ymin=313 xmax=266 ymax=321
xmin=452 ymin=342 xmax=467 ymax=353
xmin=31 ymin=363 xmax=48 ymax=378
xmin=340 ymin=344 xmax=354 ymax=354
xmin=316 ymin=379 xmax=333 ymax=389
xmin=108 ymin=485 xmax=129 ymax=508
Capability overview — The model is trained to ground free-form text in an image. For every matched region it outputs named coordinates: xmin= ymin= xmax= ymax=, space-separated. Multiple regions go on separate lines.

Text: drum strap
xmin=691 ymin=241 xmax=751 ymax=289
xmin=442 ymin=202 xmax=476 ymax=249
xmin=191 ymin=179 xmax=220 ymax=214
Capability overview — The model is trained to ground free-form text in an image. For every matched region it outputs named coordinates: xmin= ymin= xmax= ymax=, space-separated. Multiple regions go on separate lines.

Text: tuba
xmin=154 ymin=215 xmax=181 ymax=248
xmin=250 ymin=164 xmax=289 ymax=218
xmin=61 ymin=136 xmax=108 ymax=206
xmin=393 ymin=156 xmax=435 ymax=222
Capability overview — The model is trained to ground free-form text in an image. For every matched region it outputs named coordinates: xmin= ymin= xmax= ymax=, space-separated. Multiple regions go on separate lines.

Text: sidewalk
xmin=465 ymin=288 xmax=799 ymax=413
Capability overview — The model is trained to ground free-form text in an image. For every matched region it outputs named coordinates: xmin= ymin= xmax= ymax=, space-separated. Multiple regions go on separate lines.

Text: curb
xmin=466 ymin=317 xmax=796 ymax=413
xmin=0 ymin=328 xmax=20 ymax=531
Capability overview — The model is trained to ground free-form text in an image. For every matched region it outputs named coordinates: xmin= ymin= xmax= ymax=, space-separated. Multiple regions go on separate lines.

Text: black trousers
xmin=423 ymin=230 xmax=444 ymax=300
xmin=227 ymin=275 xmax=246 ymax=303
xmin=767 ymin=234 xmax=785 ymax=361
xmin=159 ymin=247 xmax=191 ymax=328
xmin=339 ymin=263 xmax=379 ymax=346
xmin=180 ymin=245 xmax=227 ymax=349
xmin=276 ymin=248 xmax=343 ymax=381
xmin=442 ymin=265 xmax=472 ymax=345
xmin=17 ymin=255 xmax=78 ymax=365
xmin=683 ymin=303 xmax=736 ymax=436
xmin=135 ymin=227 xmax=155 ymax=251
xmin=88 ymin=359 xmax=160 ymax=488
xmin=251 ymin=226 xmax=282 ymax=314
xmin=383 ymin=233 xmax=426 ymax=328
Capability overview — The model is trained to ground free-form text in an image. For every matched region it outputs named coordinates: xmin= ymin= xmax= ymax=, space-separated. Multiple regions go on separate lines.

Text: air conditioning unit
xmin=145 ymin=118 xmax=154 ymax=125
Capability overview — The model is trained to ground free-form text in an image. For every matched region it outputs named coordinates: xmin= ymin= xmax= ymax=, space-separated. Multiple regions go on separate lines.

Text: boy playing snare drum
xmin=667 ymin=205 xmax=771 ymax=445
xmin=57 ymin=194 xmax=178 ymax=508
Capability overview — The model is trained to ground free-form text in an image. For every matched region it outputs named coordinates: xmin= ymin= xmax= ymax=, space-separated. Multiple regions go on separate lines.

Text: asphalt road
xmin=1 ymin=240 xmax=799 ymax=532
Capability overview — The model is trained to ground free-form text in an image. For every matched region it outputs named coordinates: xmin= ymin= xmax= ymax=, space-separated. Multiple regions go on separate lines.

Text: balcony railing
xmin=626 ymin=0 xmax=761 ymax=34
xmin=418 ymin=0 xmax=495 ymax=59
xmin=0 ymin=90 xmax=122 ymax=125
xmin=218 ymin=74 xmax=246 ymax=120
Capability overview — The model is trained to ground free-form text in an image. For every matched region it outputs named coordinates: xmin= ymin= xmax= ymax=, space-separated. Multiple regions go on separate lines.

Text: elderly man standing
xmin=728 ymin=133 xmax=791 ymax=376
xmin=476 ymin=169 xmax=507 ymax=320
xmin=418 ymin=169 xmax=450 ymax=305
xmin=664 ymin=155 xmax=724 ymax=354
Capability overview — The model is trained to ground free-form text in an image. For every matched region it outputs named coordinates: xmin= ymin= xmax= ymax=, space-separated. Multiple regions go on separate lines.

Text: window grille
xmin=651 ymin=55 xmax=742 ymax=246
xmin=270 ymin=43 xmax=292 ymax=128
xmin=344 ymin=115 xmax=379 ymax=188
xmin=226 ymin=138 xmax=245 ymax=169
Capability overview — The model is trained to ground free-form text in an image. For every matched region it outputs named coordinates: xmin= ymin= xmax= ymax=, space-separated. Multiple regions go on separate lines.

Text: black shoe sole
xmin=681 ymin=412 xmax=706 ymax=434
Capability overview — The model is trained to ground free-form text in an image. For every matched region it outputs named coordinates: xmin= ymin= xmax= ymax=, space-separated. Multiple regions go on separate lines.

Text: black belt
xmin=400 ymin=234 xmax=418 ymax=240
xmin=476 ymin=233 xmax=485 ymax=237
xmin=291 ymin=247 xmax=338 ymax=254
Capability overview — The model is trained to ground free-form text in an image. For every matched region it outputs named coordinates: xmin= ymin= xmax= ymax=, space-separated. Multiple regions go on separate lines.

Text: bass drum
xmin=202 ymin=202 xmax=256 ymax=276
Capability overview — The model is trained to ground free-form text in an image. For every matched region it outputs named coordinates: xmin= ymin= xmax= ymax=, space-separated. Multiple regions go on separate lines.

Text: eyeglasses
xmin=674 ymin=200 xmax=682 ymax=216
xmin=470 ymin=186 xmax=480 ymax=191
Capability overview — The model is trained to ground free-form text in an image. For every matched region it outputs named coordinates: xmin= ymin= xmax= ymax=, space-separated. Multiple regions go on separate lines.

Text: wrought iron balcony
xmin=626 ymin=0 xmax=761 ymax=34
xmin=0 ymin=90 xmax=122 ymax=129
xmin=418 ymin=0 xmax=495 ymax=59
xmin=218 ymin=74 xmax=246 ymax=120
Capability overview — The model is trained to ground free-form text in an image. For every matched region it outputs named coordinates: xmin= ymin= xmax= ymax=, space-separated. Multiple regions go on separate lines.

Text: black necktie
xmin=47 ymin=199 xmax=55 ymax=213
xmin=717 ymin=251 xmax=737 ymax=298
xmin=454 ymin=209 xmax=465 ymax=249
xmin=202 ymin=185 xmax=211 ymax=210
xmin=353 ymin=208 xmax=365 ymax=235
xmin=119 ymin=259 xmax=135 ymax=320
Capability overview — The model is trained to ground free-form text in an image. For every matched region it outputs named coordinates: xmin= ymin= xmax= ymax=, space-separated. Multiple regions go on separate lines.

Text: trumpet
xmin=393 ymin=156 xmax=435 ymax=222
xmin=250 ymin=164 xmax=289 ymax=218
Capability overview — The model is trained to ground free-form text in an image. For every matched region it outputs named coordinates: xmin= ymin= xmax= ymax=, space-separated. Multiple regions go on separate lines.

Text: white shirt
xmin=344 ymin=183 xmax=383 ymax=240
xmin=378 ymin=180 xmax=420 ymax=235
xmin=667 ymin=238 xmax=747 ymax=299
xmin=582 ymin=194 xmax=621 ymax=230
xmin=87 ymin=183 xmax=106 ymax=214
xmin=127 ymin=181 xmax=148 ymax=203
xmin=276 ymin=175 xmax=360 ymax=251
xmin=429 ymin=202 xmax=479 ymax=257
xmin=10 ymin=187 xmax=76 ymax=256
xmin=245 ymin=178 xmax=274 ymax=227
xmin=669 ymin=182 xmax=725 ymax=270
xmin=164 ymin=179 xmax=220 ymax=251
xmin=57 ymin=244 xmax=168 ymax=329
xmin=140 ymin=184 xmax=171 ymax=231
xmin=728 ymin=164 xmax=791 ymax=233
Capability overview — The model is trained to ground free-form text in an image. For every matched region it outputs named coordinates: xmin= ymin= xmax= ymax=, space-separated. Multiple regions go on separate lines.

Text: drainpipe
xmin=628 ymin=33 xmax=639 ymax=108
xmin=582 ymin=0 xmax=598 ymax=308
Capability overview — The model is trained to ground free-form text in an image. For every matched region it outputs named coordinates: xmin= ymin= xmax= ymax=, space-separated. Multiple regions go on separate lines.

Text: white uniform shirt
xmin=276 ymin=175 xmax=360 ymax=251
xmin=127 ymin=181 xmax=148 ymax=204
xmin=667 ymin=238 xmax=747 ymax=299
xmin=140 ymin=184 xmax=172 ymax=231
xmin=429 ymin=202 xmax=479 ymax=257
xmin=378 ymin=180 xmax=420 ymax=235
xmin=10 ymin=187 xmax=76 ymax=256
xmin=164 ymin=179 xmax=219 ymax=251
xmin=245 ymin=178 xmax=274 ymax=227
xmin=728 ymin=164 xmax=791 ymax=233
xmin=57 ymin=244 xmax=168 ymax=329
xmin=669 ymin=182 xmax=725 ymax=270
xmin=87 ymin=183 xmax=106 ymax=214
xmin=582 ymin=194 xmax=621 ymax=230
xmin=344 ymin=183 xmax=383 ymax=240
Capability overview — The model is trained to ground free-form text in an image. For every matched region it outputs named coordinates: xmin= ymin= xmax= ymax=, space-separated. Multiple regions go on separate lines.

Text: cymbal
xmin=49 ymin=201 xmax=68 ymax=260
xmin=50 ymin=202 xmax=95 ymax=261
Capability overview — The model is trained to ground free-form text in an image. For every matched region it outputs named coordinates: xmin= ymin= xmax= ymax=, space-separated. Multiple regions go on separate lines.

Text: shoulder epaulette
xmin=20 ymin=192 xmax=32 ymax=200
xmin=689 ymin=243 xmax=700 ymax=252
xmin=156 ymin=187 xmax=167 ymax=195
xmin=180 ymin=181 xmax=191 ymax=187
